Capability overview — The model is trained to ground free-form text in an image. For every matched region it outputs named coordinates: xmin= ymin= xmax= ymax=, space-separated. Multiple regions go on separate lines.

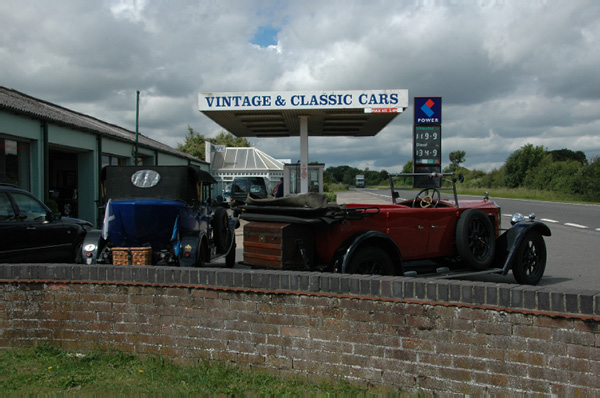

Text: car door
xmin=0 ymin=191 xmax=28 ymax=261
xmin=425 ymin=207 xmax=459 ymax=257
xmin=386 ymin=206 xmax=431 ymax=260
xmin=11 ymin=192 xmax=76 ymax=262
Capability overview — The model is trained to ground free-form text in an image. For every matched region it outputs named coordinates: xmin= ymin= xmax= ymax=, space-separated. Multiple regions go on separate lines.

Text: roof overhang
xmin=198 ymin=90 xmax=408 ymax=138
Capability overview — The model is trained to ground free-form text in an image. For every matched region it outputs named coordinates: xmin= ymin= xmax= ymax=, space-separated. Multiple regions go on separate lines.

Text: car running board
xmin=403 ymin=267 xmax=503 ymax=279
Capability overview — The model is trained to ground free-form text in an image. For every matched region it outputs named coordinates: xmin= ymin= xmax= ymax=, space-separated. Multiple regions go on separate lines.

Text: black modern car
xmin=0 ymin=184 xmax=92 ymax=263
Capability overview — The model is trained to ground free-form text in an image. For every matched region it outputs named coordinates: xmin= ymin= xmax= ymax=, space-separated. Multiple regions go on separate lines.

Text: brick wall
xmin=1 ymin=264 xmax=598 ymax=395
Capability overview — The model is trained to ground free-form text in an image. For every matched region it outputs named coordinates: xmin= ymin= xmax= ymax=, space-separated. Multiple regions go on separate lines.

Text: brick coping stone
xmin=1 ymin=264 xmax=598 ymax=320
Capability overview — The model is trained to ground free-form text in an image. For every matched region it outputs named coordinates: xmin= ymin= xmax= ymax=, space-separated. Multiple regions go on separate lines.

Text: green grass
xmin=0 ymin=344 xmax=392 ymax=395
xmin=455 ymin=187 xmax=598 ymax=204
xmin=328 ymin=183 xmax=349 ymax=191
xmin=366 ymin=185 xmax=598 ymax=205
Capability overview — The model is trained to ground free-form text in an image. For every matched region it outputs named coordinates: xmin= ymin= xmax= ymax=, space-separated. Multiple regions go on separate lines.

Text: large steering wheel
xmin=413 ymin=188 xmax=441 ymax=208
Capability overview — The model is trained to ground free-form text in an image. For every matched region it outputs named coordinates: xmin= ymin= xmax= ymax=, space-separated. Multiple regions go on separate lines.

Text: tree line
xmin=177 ymin=130 xmax=598 ymax=202
xmin=325 ymin=145 xmax=599 ymax=202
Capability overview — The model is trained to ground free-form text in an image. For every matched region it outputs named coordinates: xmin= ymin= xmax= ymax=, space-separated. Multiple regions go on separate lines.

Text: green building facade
xmin=0 ymin=87 xmax=207 ymax=227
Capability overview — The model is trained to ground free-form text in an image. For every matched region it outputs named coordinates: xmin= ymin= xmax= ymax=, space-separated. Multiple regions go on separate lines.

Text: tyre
xmin=456 ymin=209 xmax=496 ymax=270
xmin=346 ymin=246 xmax=395 ymax=275
xmin=73 ymin=239 xmax=84 ymax=264
xmin=512 ymin=231 xmax=546 ymax=285
xmin=194 ymin=239 xmax=207 ymax=268
xmin=225 ymin=242 xmax=236 ymax=268
xmin=212 ymin=207 xmax=231 ymax=253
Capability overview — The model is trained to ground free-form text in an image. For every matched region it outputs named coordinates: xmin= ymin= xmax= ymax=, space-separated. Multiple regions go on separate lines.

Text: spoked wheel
xmin=346 ymin=247 xmax=396 ymax=275
xmin=456 ymin=209 xmax=495 ymax=270
xmin=512 ymin=231 xmax=546 ymax=285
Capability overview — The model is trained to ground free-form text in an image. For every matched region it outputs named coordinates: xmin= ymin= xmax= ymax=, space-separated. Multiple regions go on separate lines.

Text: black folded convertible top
xmin=101 ymin=165 xmax=216 ymax=203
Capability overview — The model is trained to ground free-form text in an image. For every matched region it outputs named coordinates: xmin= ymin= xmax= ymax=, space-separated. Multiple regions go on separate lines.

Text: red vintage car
xmin=239 ymin=173 xmax=551 ymax=285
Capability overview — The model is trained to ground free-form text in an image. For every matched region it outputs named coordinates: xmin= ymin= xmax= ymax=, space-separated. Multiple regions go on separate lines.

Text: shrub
xmin=504 ymin=144 xmax=547 ymax=188
xmin=523 ymin=158 xmax=582 ymax=192
xmin=575 ymin=157 xmax=600 ymax=201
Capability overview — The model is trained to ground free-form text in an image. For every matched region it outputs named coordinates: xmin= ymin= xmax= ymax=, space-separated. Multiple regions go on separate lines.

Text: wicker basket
xmin=112 ymin=247 xmax=152 ymax=266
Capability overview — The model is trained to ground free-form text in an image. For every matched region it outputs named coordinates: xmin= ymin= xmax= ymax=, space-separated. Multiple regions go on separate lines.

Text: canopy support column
xmin=299 ymin=115 xmax=309 ymax=194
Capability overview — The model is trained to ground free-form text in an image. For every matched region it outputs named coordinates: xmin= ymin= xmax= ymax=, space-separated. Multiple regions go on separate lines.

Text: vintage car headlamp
xmin=511 ymin=212 xmax=537 ymax=225
xmin=511 ymin=213 xmax=525 ymax=225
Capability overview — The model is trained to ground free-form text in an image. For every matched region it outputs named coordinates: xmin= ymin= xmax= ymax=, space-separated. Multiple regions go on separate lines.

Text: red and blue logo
xmin=414 ymin=97 xmax=442 ymax=124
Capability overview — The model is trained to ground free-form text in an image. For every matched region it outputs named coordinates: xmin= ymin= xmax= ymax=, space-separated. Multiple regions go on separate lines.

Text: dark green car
xmin=229 ymin=176 xmax=269 ymax=203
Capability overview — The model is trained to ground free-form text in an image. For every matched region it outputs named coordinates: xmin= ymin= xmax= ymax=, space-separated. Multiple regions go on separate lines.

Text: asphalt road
xmin=347 ymin=188 xmax=600 ymax=291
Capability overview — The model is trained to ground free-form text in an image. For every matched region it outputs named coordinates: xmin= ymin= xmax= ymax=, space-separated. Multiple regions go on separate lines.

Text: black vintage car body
xmin=82 ymin=166 xmax=237 ymax=267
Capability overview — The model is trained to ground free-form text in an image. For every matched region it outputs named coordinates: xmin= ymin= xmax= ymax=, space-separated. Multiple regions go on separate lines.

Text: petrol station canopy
xmin=198 ymin=90 xmax=409 ymax=138
xmin=198 ymin=89 xmax=409 ymax=194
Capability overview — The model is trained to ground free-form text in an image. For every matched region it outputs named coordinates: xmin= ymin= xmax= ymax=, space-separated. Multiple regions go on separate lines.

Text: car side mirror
xmin=48 ymin=212 xmax=62 ymax=221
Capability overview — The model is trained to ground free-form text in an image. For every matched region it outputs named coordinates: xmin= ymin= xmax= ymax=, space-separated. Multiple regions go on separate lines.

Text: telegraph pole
xmin=135 ymin=90 xmax=140 ymax=165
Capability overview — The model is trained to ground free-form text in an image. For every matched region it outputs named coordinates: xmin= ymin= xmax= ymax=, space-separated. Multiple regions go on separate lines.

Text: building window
xmin=0 ymin=138 xmax=30 ymax=189
xmin=102 ymin=155 xmax=127 ymax=167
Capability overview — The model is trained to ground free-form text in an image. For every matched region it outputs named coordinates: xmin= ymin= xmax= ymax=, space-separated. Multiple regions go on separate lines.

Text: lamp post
xmin=135 ymin=90 xmax=140 ymax=165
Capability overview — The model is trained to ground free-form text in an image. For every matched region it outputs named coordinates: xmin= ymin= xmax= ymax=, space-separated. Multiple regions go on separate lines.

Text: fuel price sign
xmin=413 ymin=125 xmax=442 ymax=188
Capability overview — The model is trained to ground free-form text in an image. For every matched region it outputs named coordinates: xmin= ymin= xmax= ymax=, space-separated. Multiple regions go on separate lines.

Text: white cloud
xmin=1 ymin=0 xmax=599 ymax=170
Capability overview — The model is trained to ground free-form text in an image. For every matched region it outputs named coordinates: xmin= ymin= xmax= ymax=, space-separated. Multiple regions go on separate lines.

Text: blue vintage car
xmin=82 ymin=165 xmax=237 ymax=267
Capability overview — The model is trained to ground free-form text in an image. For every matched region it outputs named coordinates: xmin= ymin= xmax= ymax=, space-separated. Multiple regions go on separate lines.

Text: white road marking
xmin=564 ymin=223 xmax=588 ymax=229
xmin=541 ymin=218 xmax=559 ymax=223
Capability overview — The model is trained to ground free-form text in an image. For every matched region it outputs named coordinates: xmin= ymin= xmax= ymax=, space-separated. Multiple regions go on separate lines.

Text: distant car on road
xmin=0 ymin=184 xmax=92 ymax=263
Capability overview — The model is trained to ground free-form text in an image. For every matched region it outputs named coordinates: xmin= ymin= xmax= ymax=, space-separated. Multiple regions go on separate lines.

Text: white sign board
xmin=199 ymin=90 xmax=409 ymax=112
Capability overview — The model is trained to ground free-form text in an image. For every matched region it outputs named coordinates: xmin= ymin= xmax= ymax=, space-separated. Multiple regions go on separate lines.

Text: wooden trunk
xmin=243 ymin=222 xmax=313 ymax=269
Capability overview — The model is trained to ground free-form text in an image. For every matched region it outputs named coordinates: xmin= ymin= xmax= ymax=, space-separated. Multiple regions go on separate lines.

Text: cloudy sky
xmin=1 ymin=0 xmax=599 ymax=172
